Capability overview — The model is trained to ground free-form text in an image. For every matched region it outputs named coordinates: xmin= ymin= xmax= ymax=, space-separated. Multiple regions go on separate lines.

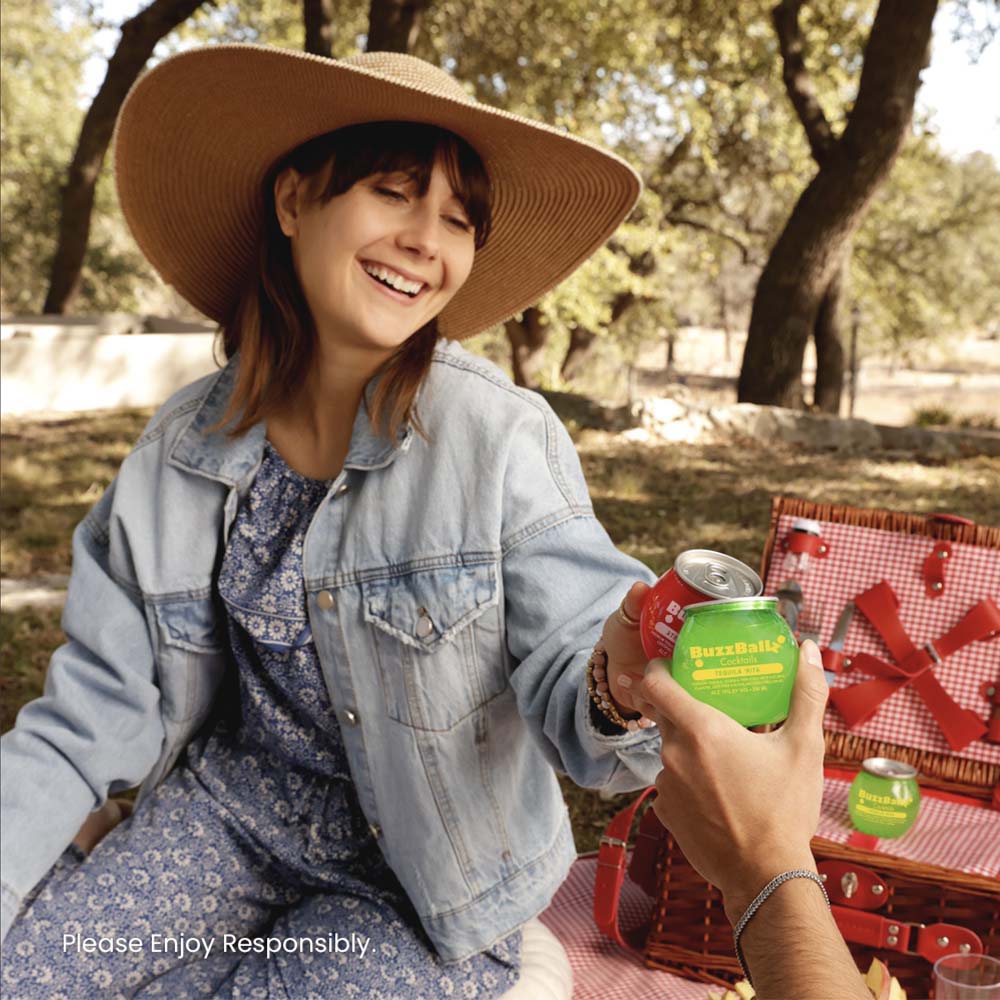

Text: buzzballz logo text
xmin=688 ymin=636 xmax=785 ymax=658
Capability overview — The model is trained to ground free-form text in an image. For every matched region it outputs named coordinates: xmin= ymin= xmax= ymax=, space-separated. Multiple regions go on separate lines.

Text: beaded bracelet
xmin=732 ymin=869 xmax=830 ymax=984
xmin=585 ymin=642 xmax=655 ymax=733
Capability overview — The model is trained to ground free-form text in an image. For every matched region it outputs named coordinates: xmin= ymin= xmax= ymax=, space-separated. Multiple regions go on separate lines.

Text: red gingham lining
xmin=763 ymin=515 xmax=1000 ymax=765
xmin=538 ymin=854 xmax=710 ymax=1000
xmin=816 ymin=773 xmax=1000 ymax=878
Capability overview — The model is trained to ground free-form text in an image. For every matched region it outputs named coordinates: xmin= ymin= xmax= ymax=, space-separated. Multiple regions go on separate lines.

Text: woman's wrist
xmin=586 ymin=644 xmax=647 ymax=731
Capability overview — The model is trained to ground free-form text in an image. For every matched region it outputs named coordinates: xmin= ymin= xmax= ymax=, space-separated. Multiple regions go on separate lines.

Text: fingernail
xmin=617 ymin=674 xmax=632 ymax=689
xmin=802 ymin=640 xmax=822 ymax=669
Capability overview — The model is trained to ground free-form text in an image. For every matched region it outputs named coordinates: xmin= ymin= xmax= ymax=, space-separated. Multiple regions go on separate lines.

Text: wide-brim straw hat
xmin=113 ymin=45 xmax=642 ymax=340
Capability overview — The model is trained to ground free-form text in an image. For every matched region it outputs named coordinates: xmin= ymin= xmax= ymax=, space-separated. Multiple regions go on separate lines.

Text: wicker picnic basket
xmin=600 ymin=498 xmax=1000 ymax=997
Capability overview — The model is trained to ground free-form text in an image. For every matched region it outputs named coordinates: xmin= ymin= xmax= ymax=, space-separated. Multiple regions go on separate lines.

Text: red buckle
xmin=817 ymin=860 xmax=886 ymax=909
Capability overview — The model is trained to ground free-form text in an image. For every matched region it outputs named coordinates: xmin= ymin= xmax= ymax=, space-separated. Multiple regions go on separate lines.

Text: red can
xmin=639 ymin=549 xmax=763 ymax=661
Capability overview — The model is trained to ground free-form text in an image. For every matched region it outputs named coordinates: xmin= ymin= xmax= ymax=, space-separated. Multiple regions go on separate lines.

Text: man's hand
xmin=628 ymin=640 xmax=828 ymax=922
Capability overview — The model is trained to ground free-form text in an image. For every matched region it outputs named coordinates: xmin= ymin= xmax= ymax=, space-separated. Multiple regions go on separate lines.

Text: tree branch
xmin=772 ymin=0 xmax=836 ymax=165
xmin=666 ymin=214 xmax=754 ymax=264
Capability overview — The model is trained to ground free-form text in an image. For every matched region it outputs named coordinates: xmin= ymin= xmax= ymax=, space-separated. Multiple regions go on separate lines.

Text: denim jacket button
xmin=416 ymin=614 xmax=434 ymax=638
xmin=342 ymin=708 xmax=359 ymax=726
xmin=317 ymin=590 xmax=335 ymax=610
xmin=336 ymin=483 xmax=349 ymax=496
xmin=369 ymin=822 xmax=382 ymax=840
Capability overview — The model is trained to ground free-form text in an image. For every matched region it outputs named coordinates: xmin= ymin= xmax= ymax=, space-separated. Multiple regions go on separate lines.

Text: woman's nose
xmin=397 ymin=205 xmax=440 ymax=259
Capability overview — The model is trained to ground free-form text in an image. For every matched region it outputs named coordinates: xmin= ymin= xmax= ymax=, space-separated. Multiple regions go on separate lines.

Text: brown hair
xmin=217 ymin=122 xmax=492 ymax=441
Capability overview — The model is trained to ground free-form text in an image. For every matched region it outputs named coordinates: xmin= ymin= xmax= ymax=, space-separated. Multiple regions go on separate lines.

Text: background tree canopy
xmin=2 ymin=0 xmax=998 ymax=410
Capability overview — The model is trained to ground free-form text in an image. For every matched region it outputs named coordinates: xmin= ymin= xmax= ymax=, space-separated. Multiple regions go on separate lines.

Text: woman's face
xmin=276 ymin=158 xmax=477 ymax=353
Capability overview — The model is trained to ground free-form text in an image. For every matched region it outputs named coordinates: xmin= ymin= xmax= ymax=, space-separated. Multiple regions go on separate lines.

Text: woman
xmin=0 ymin=48 xmax=660 ymax=997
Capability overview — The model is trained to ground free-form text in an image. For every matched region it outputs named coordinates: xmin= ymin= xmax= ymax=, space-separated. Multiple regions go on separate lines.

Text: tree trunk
xmin=505 ymin=307 xmax=547 ymax=388
xmin=43 ymin=0 xmax=206 ymax=314
xmin=738 ymin=0 xmax=937 ymax=407
xmin=812 ymin=252 xmax=848 ymax=413
xmin=303 ymin=0 xmax=337 ymax=56
xmin=366 ymin=0 xmax=429 ymax=53
xmin=558 ymin=287 xmax=643 ymax=381
xmin=561 ymin=325 xmax=597 ymax=381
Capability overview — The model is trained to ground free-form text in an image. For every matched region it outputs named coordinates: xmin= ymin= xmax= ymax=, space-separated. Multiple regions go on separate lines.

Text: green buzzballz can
xmin=670 ymin=597 xmax=798 ymax=726
xmin=848 ymin=758 xmax=921 ymax=838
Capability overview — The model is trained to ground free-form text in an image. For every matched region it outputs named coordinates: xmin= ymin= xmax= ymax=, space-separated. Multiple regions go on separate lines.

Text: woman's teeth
xmin=362 ymin=263 xmax=424 ymax=297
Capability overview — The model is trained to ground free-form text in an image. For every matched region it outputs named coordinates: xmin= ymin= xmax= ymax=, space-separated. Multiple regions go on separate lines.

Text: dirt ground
xmin=633 ymin=328 xmax=1000 ymax=426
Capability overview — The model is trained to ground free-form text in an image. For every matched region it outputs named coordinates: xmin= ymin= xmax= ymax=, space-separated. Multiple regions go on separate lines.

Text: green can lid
xmin=684 ymin=596 xmax=779 ymax=613
xmin=862 ymin=757 xmax=918 ymax=780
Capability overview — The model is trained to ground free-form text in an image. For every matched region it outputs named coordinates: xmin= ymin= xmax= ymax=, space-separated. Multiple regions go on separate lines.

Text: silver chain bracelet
xmin=732 ymin=869 xmax=831 ymax=984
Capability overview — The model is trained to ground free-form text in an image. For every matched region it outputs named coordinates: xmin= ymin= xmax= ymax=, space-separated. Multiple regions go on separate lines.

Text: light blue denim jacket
xmin=0 ymin=339 xmax=661 ymax=961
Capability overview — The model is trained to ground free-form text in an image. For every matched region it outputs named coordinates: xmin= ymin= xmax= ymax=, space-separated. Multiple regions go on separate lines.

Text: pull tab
xmin=922 ymin=541 xmax=952 ymax=598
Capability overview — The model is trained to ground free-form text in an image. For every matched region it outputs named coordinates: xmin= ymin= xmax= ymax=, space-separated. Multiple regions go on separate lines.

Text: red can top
xmin=674 ymin=549 xmax=762 ymax=600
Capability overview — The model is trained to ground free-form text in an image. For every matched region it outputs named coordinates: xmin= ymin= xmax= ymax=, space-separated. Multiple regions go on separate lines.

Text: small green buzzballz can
xmin=848 ymin=758 xmax=920 ymax=839
xmin=669 ymin=597 xmax=798 ymax=727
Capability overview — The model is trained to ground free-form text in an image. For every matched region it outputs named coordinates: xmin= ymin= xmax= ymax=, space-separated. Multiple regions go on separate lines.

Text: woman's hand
xmin=630 ymin=640 xmax=828 ymax=923
xmin=597 ymin=581 xmax=656 ymax=725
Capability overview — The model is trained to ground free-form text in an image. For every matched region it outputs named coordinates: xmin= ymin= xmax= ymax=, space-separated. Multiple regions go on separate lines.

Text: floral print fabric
xmin=2 ymin=442 xmax=520 ymax=998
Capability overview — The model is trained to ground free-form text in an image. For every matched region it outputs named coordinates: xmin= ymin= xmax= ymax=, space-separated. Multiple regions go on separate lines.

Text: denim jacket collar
xmin=168 ymin=354 xmax=415 ymax=485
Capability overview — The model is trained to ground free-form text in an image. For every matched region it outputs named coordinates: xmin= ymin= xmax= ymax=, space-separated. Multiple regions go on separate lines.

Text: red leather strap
xmin=821 ymin=648 xmax=850 ymax=673
xmin=629 ymin=800 xmax=666 ymax=896
xmin=785 ymin=532 xmax=829 ymax=559
xmin=593 ymin=786 xmax=658 ymax=950
xmin=856 ymin=583 xmax=912 ymax=663
xmin=930 ymin=513 xmax=976 ymax=527
xmin=831 ymin=908 xmax=983 ymax=963
xmin=846 ymin=830 xmax=880 ymax=852
xmin=817 ymin=859 xmax=886 ymax=909
xmin=984 ymin=679 xmax=1000 ymax=743
xmin=829 ymin=584 xmax=995 ymax=751
xmin=922 ymin=541 xmax=952 ymax=598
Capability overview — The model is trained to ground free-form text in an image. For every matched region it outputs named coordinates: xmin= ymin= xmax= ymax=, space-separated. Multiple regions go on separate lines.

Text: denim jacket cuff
xmin=576 ymin=664 xmax=660 ymax=752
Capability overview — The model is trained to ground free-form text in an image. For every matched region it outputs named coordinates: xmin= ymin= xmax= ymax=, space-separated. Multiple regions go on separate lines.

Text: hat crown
xmin=341 ymin=51 xmax=474 ymax=106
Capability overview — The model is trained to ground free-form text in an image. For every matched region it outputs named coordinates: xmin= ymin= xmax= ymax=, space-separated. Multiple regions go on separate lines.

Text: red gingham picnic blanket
xmin=538 ymin=853 xmax=710 ymax=1000
xmin=817 ymin=769 xmax=1000 ymax=878
xmin=763 ymin=515 xmax=1000 ymax=766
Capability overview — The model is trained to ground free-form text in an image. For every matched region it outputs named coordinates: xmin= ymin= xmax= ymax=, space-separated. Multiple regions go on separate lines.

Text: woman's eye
xmin=375 ymin=186 xmax=407 ymax=202
xmin=446 ymin=215 xmax=472 ymax=232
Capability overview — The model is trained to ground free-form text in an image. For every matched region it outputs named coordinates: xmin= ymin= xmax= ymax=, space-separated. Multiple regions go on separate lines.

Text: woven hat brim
xmin=113 ymin=45 xmax=641 ymax=340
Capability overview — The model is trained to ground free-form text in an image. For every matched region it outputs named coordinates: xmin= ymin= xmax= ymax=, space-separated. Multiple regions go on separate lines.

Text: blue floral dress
xmin=2 ymin=442 xmax=521 ymax=999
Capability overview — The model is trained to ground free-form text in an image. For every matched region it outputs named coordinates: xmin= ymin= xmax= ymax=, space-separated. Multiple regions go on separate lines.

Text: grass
xmin=911 ymin=405 xmax=999 ymax=431
xmin=2 ymin=409 xmax=998 ymax=850
xmin=1 ymin=409 xmax=152 ymax=577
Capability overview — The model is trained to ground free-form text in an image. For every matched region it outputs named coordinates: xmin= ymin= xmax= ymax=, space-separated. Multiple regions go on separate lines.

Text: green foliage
xmin=1 ymin=0 xmax=152 ymax=312
xmin=855 ymin=146 xmax=1000 ymax=352
xmin=3 ymin=0 xmax=998 ymax=378
xmin=912 ymin=405 xmax=958 ymax=427
xmin=0 ymin=1 xmax=88 ymax=311
xmin=911 ymin=405 xmax=999 ymax=430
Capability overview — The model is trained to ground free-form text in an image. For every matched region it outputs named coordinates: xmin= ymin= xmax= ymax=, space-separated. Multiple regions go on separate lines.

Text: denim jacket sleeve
xmin=0 ymin=478 xmax=165 ymax=945
xmin=501 ymin=397 xmax=662 ymax=793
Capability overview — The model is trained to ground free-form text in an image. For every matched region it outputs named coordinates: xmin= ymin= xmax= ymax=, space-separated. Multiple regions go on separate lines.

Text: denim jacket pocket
xmin=362 ymin=563 xmax=507 ymax=731
xmin=150 ymin=596 xmax=227 ymax=724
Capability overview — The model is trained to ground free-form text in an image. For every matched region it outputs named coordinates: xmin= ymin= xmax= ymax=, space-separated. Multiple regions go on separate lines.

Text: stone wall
xmin=1 ymin=316 xmax=218 ymax=415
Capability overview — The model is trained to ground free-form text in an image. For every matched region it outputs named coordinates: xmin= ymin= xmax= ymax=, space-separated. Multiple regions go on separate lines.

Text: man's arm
xmin=632 ymin=640 xmax=869 ymax=1000
xmin=733 ymin=876 xmax=864 ymax=1000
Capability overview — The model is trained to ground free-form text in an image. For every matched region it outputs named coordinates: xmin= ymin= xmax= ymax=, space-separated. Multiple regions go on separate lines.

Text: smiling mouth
xmin=360 ymin=261 xmax=428 ymax=299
